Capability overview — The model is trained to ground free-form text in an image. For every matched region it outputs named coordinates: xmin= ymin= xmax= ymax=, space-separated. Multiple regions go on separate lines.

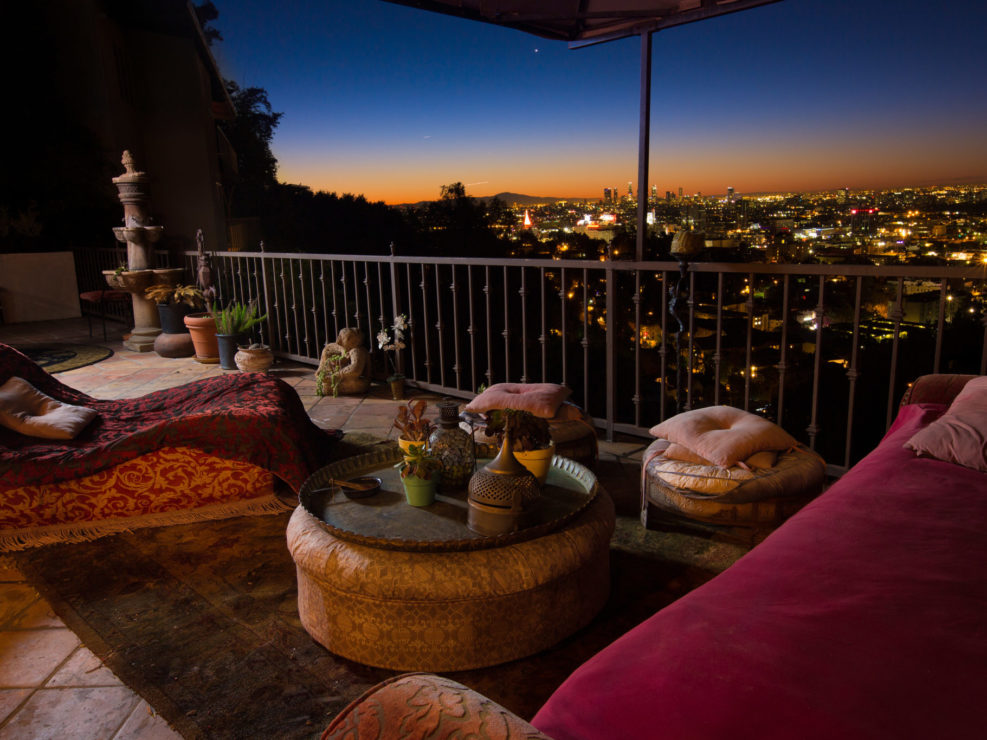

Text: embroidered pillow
xmin=464 ymin=383 xmax=571 ymax=419
xmin=649 ymin=405 xmax=796 ymax=468
xmin=904 ymin=375 xmax=987 ymax=472
xmin=0 ymin=376 xmax=97 ymax=440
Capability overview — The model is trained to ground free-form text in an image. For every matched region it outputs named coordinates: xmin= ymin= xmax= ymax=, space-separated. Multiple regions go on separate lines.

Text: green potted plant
xmin=316 ymin=352 xmax=348 ymax=397
xmin=144 ymin=283 xmax=204 ymax=334
xmin=210 ymin=299 xmax=268 ymax=370
xmin=392 ymin=399 xmax=436 ymax=455
xmin=394 ymin=443 xmax=442 ymax=506
xmin=486 ymin=409 xmax=555 ymax=485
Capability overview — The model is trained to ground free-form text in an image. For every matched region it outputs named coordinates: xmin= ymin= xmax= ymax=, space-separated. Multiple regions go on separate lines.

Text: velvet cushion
xmin=0 ymin=376 xmax=97 ymax=440
xmin=904 ymin=375 xmax=987 ymax=471
xmin=464 ymin=382 xmax=571 ymax=418
xmin=650 ymin=405 xmax=797 ymax=468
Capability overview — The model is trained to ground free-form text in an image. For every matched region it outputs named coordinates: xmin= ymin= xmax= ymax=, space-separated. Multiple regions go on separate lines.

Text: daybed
xmin=0 ymin=343 xmax=336 ymax=550
xmin=322 ymin=374 xmax=987 ymax=740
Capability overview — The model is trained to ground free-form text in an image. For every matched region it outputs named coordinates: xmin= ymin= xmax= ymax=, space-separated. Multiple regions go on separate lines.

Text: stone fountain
xmin=103 ymin=151 xmax=183 ymax=352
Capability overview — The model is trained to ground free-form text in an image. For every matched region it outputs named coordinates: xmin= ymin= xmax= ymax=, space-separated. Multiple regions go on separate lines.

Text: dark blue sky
xmin=212 ymin=0 xmax=987 ymax=203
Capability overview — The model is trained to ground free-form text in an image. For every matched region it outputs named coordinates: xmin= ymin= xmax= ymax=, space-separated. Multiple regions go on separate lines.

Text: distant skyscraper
xmin=727 ymin=186 xmax=735 ymax=202
xmin=666 ymin=190 xmax=673 ymax=201
xmin=603 ymin=187 xmax=611 ymax=203
xmin=651 ymin=184 xmax=657 ymax=201
xmin=627 ymin=181 xmax=633 ymax=199
xmin=678 ymin=187 xmax=684 ymax=198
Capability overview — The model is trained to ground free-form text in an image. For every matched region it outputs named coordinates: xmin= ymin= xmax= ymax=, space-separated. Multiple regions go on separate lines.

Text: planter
xmin=515 ymin=443 xmax=556 ymax=486
xmin=216 ymin=333 xmax=248 ymax=370
xmin=184 ymin=313 xmax=219 ymax=364
xmin=234 ymin=344 xmax=274 ymax=373
xmin=157 ymin=303 xmax=195 ymax=334
xmin=401 ymin=474 xmax=439 ymax=507
xmin=389 ymin=377 xmax=405 ymax=400
xmin=398 ymin=437 xmax=428 ymax=456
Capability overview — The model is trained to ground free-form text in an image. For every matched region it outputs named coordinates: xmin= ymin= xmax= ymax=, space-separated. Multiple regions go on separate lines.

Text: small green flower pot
xmin=402 ymin=474 xmax=439 ymax=507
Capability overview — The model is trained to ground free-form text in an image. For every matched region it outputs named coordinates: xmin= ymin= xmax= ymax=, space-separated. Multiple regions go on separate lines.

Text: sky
xmin=212 ymin=0 xmax=987 ymax=205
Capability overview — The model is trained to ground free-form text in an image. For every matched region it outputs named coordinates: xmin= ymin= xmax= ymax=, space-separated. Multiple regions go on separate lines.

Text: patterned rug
xmin=15 ymin=343 xmax=113 ymax=373
xmin=13 ymin=439 xmax=747 ymax=739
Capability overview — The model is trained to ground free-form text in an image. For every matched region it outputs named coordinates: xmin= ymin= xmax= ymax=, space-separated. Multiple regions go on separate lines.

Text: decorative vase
xmin=234 ymin=344 xmax=274 ymax=373
xmin=467 ymin=431 xmax=540 ymax=536
xmin=428 ymin=399 xmax=474 ymax=491
xmin=184 ymin=313 xmax=219 ymax=364
xmin=390 ymin=377 xmax=405 ymax=400
xmin=402 ymin=474 xmax=438 ymax=507
xmin=515 ymin=442 xmax=556 ymax=486
xmin=216 ymin=333 xmax=248 ymax=370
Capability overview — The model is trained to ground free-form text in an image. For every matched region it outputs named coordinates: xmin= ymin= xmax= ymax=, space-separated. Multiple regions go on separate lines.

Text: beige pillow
xmin=0 ymin=376 xmax=97 ymax=440
xmin=650 ymin=406 xmax=796 ymax=468
xmin=904 ymin=375 xmax=987 ymax=472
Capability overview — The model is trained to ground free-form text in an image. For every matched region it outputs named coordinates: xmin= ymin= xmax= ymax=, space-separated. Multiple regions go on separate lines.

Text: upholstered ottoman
xmin=641 ymin=406 xmax=826 ymax=536
xmin=287 ymin=490 xmax=614 ymax=672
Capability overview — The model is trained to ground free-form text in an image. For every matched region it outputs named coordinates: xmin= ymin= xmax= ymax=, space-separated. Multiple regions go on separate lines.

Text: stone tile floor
xmin=0 ymin=317 xmax=646 ymax=738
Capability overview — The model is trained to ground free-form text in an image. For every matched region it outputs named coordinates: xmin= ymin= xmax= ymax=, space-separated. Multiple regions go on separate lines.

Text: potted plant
xmin=394 ymin=443 xmax=442 ymax=506
xmin=377 ymin=313 xmax=408 ymax=400
xmin=486 ymin=409 xmax=555 ymax=485
xmin=144 ymin=283 xmax=204 ymax=333
xmin=392 ymin=399 xmax=435 ymax=455
xmin=211 ymin=299 xmax=268 ymax=370
xmin=315 ymin=352 xmax=348 ymax=397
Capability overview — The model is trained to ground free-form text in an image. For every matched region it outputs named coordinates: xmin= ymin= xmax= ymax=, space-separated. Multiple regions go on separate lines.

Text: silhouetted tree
xmin=193 ymin=2 xmax=223 ymax=45
xmin=221 ymin=81 xmax=283 ymax=218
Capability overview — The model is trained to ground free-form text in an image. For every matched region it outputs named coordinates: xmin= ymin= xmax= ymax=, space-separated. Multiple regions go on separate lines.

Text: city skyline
xmin=213 ymin=0 xmax=987 ymax=205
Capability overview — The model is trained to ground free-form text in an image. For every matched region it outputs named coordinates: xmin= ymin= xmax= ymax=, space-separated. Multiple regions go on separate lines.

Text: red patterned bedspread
xmin=0 ymin=344 xmax=335 ymax=492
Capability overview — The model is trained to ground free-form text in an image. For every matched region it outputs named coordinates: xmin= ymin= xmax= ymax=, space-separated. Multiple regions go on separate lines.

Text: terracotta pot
xmin=514 ymin=442 xmax=556 ymax=486
xmin=183 ymin=313 xmax=219 ymax=364
xmin=235 ymin=345 xmax=274 ymax=373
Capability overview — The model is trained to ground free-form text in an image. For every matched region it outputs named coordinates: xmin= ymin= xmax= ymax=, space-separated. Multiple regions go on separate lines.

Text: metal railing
xmin=77 ymin=247 xmax=987 ymax=475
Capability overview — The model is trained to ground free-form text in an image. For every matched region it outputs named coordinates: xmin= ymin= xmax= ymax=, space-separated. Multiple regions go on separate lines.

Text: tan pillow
xmin=464 ymin=383 xmax=571 ymax=419
xmin=664 ymin=442 xmax=778 ymax=469
xmin=0 ymin=376 xmax=97 ymax=440
xmin=653 ymin=458 xmax=755 ymax=494
xmin=650 ymin=406 xmax=796 ymax=468
xmin=904 ymin=375 xmax=987 ymax=472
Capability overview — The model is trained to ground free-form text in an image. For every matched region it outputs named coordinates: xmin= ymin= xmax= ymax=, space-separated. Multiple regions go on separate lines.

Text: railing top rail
xmin=183 ymin=249 xmax=987 ymax=280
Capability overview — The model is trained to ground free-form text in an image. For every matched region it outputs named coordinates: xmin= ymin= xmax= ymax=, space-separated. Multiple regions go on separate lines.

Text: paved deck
xmin=0 ymin=317 xmax=645 ymax=738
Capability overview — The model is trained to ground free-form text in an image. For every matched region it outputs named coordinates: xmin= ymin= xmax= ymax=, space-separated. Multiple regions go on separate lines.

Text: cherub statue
xmin=316 ymin=327 xmax=370 ymax=395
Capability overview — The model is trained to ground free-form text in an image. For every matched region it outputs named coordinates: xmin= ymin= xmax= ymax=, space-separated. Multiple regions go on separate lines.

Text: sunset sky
xmin=213 ymin=0 xmax=987 ymax=205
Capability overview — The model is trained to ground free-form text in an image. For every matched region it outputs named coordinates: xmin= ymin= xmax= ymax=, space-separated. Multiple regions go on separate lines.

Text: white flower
xmin=393 ymin=314 xmax=408 ymax=332
xmin=377 ymin=330 xmax=390 ymax=349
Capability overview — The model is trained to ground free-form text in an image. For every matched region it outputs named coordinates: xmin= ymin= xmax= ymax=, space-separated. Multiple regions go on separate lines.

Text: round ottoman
xmin=287 ymin=491 xmax=615 ymax=672
xmin=640 ymin=440 xmax=826 ymax=532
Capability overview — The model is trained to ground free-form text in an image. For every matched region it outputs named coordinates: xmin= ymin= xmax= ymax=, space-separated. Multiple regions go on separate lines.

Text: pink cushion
xmin=0 ymin=376 xmax=97 ymax=440
xmin=904 ymin=375 xmax=987 ymax=471
xmin=649 ymin=406 xmax=796 ymax=468
xmin=464 ymin=383 xmax=571 ymax=419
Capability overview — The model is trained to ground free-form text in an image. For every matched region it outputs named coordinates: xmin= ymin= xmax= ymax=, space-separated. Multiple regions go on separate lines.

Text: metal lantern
xmin=467 ymin=431 xmax=540 ymax=536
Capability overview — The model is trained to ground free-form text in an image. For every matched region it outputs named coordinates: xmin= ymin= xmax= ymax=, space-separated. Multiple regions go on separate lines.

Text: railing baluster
xmin=658 ymin=270 xmax=668 ymax=422
xmin=713 ymin=272 xmax=723 ymax=405
xmin=435 ymin=264 xmax=446 ymax=388
xmin=560 ymin=267 xmax=568 ymax=388
xmin=807 ymin=275 xmax=826 ymax=451
xmin=934 ymin=279 xmax=947 ymax=373
xmin=451 ymin=266 xmax=462 ymax=390
xmin=686 ymin=270 xmax=696 ymax=411
xmin=540 ymin=267 xmax=548 ymax=382
xmin=520 ymin=267 xmax=529 ymax=384
xmin=844 ymin=276 xmax=864 ymax=469
xmin=744 ymin=272 xmax=754 ymax=411
xmin=777 ymin=274 xmax=791 ymax=426
xmin=467 ymin=265 xmax=477 ymax=393
xmin=484 ymin=266 xmax=493 ymax=386
xmin=886 ymin=277 xmax=905 ymax=430
xmin=502 ymin=265 xmax=510 ymax=381
xmin=420 ymin=265 xmax=433 ymax=385
xmin=405 ymin=264 xmax=417 ymax=380
xmin=582 ymin=267 xmax=589 ymax=416
xmin=632 ymin=269 xmax=642 ymax=428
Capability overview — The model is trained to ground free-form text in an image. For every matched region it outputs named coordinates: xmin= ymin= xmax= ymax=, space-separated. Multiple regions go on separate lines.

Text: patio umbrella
xmin=383 ymin=0 xmax=782 ymax=259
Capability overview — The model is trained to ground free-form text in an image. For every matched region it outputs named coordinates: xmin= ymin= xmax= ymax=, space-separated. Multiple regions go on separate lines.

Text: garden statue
xmin=316 ymin=328 xmax=370 ymax=395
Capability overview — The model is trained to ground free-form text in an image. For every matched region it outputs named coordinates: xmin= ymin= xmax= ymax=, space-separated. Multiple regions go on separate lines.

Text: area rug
xmin=15 ymin=343 xmax=113 ymax=373
xmin=13 ymin=442 xmax=747 ymax=740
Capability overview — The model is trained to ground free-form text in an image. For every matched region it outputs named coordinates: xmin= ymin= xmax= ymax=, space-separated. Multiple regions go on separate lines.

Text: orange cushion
xmin=650 ymin=406 xmax=796 ymax=468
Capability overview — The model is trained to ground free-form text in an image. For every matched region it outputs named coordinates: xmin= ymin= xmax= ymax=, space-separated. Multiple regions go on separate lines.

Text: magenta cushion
xmin=535 ymin=403 xmax=987 ymax=740
xmin=904 ymin=375 xmax=987 ymax=471
xmin=464 ymin=383 xmax=571 ymax=419
xmin=649 ymin=405 xmax=796 ymax=468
